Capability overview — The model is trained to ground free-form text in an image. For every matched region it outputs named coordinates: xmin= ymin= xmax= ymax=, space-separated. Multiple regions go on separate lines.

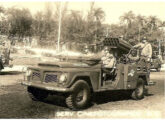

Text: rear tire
xmin=131 ymin=78 xmax=144 ymax=100
xmin=66 ymin=80 xmax=91 ymax=110
xmin=27 ymin=87 xmax=48 ymax=101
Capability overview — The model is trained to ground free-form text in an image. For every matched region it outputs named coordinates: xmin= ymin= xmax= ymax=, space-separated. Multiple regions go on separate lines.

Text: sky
xmin=0 ymin=1 xmax=165 ymax=24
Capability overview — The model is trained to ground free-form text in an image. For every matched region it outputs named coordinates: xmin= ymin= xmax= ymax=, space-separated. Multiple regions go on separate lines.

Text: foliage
xmin=0 ymin=3 xmax=164 ymax=50
xmin=7 ymin=7 xmax=33 ymax=39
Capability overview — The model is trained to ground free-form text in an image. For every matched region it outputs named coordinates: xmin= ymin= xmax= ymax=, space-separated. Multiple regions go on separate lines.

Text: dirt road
xmin=0 ymin=71 xmax=164 ymax=118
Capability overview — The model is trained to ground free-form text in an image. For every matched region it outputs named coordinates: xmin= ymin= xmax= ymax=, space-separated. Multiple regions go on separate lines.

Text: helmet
xmin=119 ymin=35 xmax=124 ymax=38
xmin=142 ymin=37 xmax=147 ymax=43
xmin=84 ymin=45 xmax=89 ymax=49
xmin=119 ymin=35 xmax=124 ymax=40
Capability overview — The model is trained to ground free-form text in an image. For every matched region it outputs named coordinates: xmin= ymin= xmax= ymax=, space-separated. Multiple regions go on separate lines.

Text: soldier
xmin=84 ymin=45 xmax=94 ymax=56
xmin=84 ymin=46 xmax=89 ymax=54
xmin=128 ymin=49 xmax=140 ymax=62
xmin=101 ymin=47 xmax=116 ymax=69
xmin=133 ymin=37 xmax=152 ymax=62
xmin=133 ymin=37 xmax=152 ymax=82
xmin=101 ymin=47 xmax=116 ymax=81
xmin=119 ymin=35 xmax=124 ymax=41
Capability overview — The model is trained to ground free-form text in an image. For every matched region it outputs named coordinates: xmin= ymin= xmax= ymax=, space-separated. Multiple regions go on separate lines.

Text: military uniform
xmin=134 ymin=38 xmax=152 ymax=81
xmin=128 ymin=53 xmax=139 ymax=62
xmin=101 ymin=48 xmax=116 ymax=68
xmin=134 ymin=40 xmax=152 ymax=62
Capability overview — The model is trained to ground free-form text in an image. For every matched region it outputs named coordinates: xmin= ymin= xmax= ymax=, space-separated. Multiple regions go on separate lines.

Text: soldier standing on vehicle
xmin=133 ymin=37 xmax=152 ymax=82
xmin=133 ymin=37 xmax=152 ymax=62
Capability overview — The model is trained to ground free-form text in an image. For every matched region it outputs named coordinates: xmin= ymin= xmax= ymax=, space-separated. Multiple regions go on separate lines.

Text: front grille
xmin=32 ymin=72 xmax=41 ymax=81
xmin=45 ymin=74 xmax=58 ymax=83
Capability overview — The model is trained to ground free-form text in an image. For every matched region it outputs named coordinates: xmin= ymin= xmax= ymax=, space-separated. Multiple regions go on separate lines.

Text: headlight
xmin=59 ymin=73 xmax=67 ymax=84
xmin=26 ymin=69 xmax=32 ymax=77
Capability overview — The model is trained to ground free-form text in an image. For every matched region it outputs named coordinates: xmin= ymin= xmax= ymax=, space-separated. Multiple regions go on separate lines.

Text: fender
xmin=67 ymin=71 xmax=100 ymax=92
xmin=138 ymin=74 xmax=149 ymax=85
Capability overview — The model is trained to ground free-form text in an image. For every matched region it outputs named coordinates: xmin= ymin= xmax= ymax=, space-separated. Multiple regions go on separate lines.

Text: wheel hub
xmin=76 ymin=89 xmax=84 ymax=103
xmin=136 ymin=85 xmax=143 ymax=96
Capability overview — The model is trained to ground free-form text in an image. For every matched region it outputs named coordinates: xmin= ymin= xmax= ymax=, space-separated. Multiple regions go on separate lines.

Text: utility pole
xmin=158 ymin=39 xmax=161 ymax=55
xmin=95 ymin=17 xmax=97 ymax=43
xmin=158 ymin=26 xmax=165 ymax=55
xmin=106 ymin=28 xmax=109 ymax=37
xmin=57 ymin=2 xmax=62 ymax=52
xmin=138 ymin=25 xmax=141 ymax=42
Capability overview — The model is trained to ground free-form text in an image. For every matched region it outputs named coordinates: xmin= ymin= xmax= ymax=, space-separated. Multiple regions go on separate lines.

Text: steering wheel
xmin=119 ymin=54 xmax=129 ymax=64
xmin=119 ymin=48 xmax=137 ymax=64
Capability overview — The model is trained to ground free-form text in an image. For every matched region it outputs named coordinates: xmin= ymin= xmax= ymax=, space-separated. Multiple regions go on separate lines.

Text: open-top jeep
xmin=22 ymin=37 xmax=155 ymax=110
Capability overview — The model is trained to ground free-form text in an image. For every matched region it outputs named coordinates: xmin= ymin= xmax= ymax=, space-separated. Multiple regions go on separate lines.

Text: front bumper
xmin=22 ymin=81 xmax=73 ymax=92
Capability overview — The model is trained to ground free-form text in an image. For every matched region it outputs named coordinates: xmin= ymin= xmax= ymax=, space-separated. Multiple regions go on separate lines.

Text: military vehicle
xmin=0 ymin=39 xmax=11 ymax=71
xmin=150 ymin=51 xmax=162 ymax=72
xmin=22 ymin=37 xmax=155 ymax=110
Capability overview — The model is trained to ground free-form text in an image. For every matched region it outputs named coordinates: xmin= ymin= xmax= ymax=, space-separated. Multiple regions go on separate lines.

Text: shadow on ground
xmin=0 ymin=84 xmax=67 ymax=118
xmin=0 ymin=71 xmax=22 ymax=75
xmin=91 ymin=91 xmax=132 ymax=105
xmin=91 ymin=90 xmax=154 ymax=105
xmin=0 ymin=83 xmax=155 ymax=118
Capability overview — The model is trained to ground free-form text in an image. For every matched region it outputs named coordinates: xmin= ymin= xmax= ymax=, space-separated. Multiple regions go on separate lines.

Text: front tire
xmin=66 ymin=80 xmax=91 ymax=110
xmin=27 ymin=87 xmax=48 ymax=101
xmin=131 ymin=78 xmax=145 ymax=100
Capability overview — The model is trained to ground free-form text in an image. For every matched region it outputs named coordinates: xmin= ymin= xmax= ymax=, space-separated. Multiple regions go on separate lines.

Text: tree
xmin=0 ymin=6 xmax=4 ymax=13
xmin=0 ymin=6 xmax=8 ymax=34
xmin=86 ymin=2 xmax=105 ymax=43
xmin=120 ymin=11 xmax=135 ymax=38
xmin=7 ymin=7 xmax=33 ymax=40
xmin=65 ymin=10 xmax=85 ymax=43
xmin=136 ymin=15 xmax=147 ymax=41
xmin=147 ymin=16 xmax=158 ymax=33
xmin=120 ymin=11 xmax=135 ymax=28
xmin=93 ymin=7 xmax=105 ymax=23
xmin=32 ymin=11 xmax=44 ymax=39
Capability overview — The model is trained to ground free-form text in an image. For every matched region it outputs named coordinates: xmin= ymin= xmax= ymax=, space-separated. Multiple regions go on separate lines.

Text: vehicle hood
xmin=38 ymin=61 xmax=91 ymax=68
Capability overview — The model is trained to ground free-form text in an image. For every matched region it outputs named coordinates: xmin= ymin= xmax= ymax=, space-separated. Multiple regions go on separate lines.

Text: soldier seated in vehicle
xmin=101 ymin=47 xmax=116 ymax=80
xmin=127 ymin=49 xmax=140 ymax=63
xmin=84 ymin=45 xmax=94 ymax=56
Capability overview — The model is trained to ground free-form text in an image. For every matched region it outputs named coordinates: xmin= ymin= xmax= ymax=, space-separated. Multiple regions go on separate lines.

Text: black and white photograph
xmin=0 ymin=0 xmax=164 ymax=118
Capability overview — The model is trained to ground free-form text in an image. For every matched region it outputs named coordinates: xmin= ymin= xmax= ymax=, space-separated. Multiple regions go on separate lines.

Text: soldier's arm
xmin=148 ymin=44 xmax=152 ymax=58
xmin=107 ymin=57 xmax=116 ymax=68
xmin=133 ymin=43 xmax=142 ymax=48
xmin=101 ymin=56 xmax=106 ymax=61
xmin=128 ymin=54 xmax=139 ymax=61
